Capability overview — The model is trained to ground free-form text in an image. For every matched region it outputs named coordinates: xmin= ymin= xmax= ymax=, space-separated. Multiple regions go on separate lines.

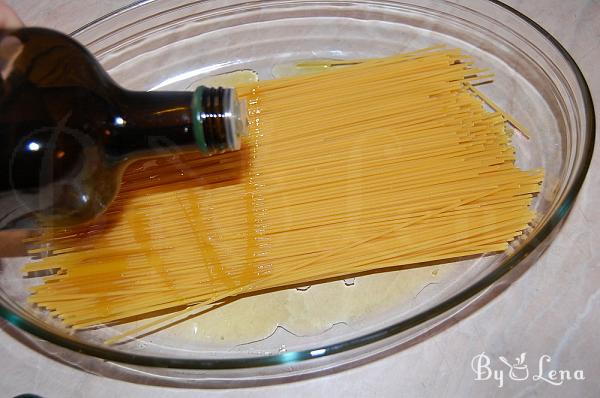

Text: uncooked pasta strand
xmin=23 ymin=47 xmax=543 ymax=343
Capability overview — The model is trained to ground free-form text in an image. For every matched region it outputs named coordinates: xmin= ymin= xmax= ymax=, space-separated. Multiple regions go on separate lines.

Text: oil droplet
xmin=185 ymin=70 xmax=258 ymax=90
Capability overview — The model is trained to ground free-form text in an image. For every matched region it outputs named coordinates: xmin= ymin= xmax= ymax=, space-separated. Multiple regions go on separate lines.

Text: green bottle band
xmin=191 ymin=86 xmax=209 ymax=154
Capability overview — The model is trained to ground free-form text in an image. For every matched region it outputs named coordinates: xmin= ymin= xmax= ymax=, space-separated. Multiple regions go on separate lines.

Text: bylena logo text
xmin=471 ymin=352 xmax=585 ymax=388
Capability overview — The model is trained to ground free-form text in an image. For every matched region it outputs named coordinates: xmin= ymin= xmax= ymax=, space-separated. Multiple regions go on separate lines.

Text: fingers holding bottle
xmin=0 ymin=1 xmax=23 ymax=29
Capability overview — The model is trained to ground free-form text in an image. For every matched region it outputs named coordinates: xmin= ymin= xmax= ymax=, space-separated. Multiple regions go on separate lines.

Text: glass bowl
xmin=0 ymin=0 xmax=594 ymax=387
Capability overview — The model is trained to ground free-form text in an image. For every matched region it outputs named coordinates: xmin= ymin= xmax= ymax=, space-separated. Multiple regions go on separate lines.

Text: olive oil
xmin=0 ymin=28 xmax=246 ymax=229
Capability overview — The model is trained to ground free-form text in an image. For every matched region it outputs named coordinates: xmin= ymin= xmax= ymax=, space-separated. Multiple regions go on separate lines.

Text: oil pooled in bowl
xmin=154 ymin=265 xmax=451 ymax=350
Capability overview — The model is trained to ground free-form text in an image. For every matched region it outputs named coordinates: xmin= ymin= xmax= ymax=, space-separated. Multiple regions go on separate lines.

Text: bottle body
xmin=0 ymin=27 xmax=246 ymax=229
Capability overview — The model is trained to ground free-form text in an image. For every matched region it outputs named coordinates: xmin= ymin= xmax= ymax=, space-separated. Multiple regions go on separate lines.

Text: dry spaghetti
xmin=23 ymin=47 xmax=543 ymax=343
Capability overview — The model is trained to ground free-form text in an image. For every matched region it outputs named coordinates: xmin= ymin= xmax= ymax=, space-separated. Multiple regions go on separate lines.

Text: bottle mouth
xmin=192 ymin=86 xmax=248 ymax=155
xmin=223 ymin=87 xmax=248 ymax=151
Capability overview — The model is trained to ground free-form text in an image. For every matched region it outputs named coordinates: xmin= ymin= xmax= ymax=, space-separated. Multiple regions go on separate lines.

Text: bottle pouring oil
xmin=0 ymin=27 xmax=247 ymax=229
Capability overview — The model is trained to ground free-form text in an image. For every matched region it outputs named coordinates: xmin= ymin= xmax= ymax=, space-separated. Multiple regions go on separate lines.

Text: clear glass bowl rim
xmin=0 ymin=0 xmax=594 ymax=371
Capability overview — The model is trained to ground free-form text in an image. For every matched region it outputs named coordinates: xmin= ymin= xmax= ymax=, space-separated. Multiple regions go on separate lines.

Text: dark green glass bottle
xmin=0 ymin=27 xmax=247 ymax=229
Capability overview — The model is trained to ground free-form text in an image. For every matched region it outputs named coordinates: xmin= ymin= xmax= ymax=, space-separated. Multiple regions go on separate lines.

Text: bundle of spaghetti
xmin=23 ymin=47 xmax=543 ymax=341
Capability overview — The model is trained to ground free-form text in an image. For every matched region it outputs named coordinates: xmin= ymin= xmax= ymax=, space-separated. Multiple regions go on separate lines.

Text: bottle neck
xmin=105 ymin=89 xmax=196 ymax=163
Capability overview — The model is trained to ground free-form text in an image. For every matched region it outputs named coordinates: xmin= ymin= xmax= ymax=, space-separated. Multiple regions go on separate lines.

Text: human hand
xmin=0 ymin=1 xmax=27 ymax=257
xmin=0 ymin=1 xmax=22 ymax=29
